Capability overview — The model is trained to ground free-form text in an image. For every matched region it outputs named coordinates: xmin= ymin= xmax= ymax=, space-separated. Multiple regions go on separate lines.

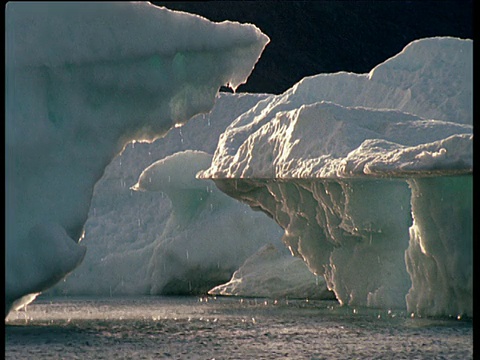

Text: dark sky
xmin=154 ymin=1 xmax=473 ymax=94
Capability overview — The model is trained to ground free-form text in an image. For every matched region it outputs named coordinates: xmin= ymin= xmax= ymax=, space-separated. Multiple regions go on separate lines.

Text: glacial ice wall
xmin=200 ymin=37 xmax=473 ymax=317
xmin=5 ymin=1 xmax=269 ymax=316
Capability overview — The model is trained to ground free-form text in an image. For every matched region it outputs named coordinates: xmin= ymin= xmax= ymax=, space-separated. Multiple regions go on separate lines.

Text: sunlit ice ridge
xmin=199 ymin=37 xmax=473 ymax=318
xmin=4 ymin=1 xmax=269 ymax=317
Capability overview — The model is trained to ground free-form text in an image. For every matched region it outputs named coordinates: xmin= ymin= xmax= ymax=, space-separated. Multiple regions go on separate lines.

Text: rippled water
xmin=5 ymin=296 xmax=472 ymax=359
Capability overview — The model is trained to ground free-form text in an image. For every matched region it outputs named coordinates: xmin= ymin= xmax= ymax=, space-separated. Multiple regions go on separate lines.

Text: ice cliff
xmin=5 ymin=1 xmax=269 ymax=316
xmin=199 ymin=37 xmax=473 ymax=317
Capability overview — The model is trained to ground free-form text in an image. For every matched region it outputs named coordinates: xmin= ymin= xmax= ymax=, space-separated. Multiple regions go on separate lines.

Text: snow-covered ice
xmin=200 ymin=37 xmax=472 ymax=317
xmin=200 ymin=37 xmax=472 ymax=179
xmin=5 ymin=1 xmax=269 ymax=316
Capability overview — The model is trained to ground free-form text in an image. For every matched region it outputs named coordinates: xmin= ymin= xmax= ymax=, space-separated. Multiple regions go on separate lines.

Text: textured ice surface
xmin=209 ymin=243 xmax=335 ymax=300
xmin=130 ymin=150 xmax=284 ymax=295
xmin=201 ymin=37 xmax=472 ymax=179
xmin=200 ymin=37 xmax=472 ymax=316
xmin=5 ymin=1 xmax=268 ymax=315
xmin=405 ymin=176 xmax=472 ymax=317
xmin=48 ymin=93 xmax=297 ymax=297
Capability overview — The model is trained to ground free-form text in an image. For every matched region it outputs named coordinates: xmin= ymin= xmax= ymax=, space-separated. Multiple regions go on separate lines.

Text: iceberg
xmin=131 ymin=150 xmax=285 ymax=295
xmin=47 ymin=92 xmax=297 ymax=297
xmin=5 ymin=1 xmax=269 ymax=315
xmin=200 ymin=37 xmax=473 ymax=317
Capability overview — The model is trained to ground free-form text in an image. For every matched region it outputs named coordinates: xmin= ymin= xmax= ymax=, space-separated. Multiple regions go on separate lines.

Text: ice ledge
xmin=200 ymin=37 xmax=472 ymax=317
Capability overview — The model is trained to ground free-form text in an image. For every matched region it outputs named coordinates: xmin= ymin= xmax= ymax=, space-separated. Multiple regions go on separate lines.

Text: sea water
xmin=5 ymin=295 xmax=472 ymax=359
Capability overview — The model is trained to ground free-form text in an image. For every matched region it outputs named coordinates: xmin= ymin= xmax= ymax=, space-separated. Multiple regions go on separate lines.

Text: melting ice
xmin=5 ymin=1 xmax=269 ymax=316
xmin=5 ymin=0 xmax=472 ymax=321
xmin=199 ymin=37 xmax=473 ymax=317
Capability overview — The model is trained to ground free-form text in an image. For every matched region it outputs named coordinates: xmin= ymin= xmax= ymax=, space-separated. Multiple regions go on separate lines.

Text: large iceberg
xmin=200 ymin=37 xmax=473 ymax=317
xmin=5 ymin=1 xmax=269 ymax=316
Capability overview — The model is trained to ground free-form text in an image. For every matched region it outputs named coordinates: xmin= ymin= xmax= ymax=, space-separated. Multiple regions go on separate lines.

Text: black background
xmin=154 ymin=1 xmax=473 ymax=94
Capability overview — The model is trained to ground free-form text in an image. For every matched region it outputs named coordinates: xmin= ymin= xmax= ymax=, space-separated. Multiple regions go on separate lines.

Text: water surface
xmin=5 ymin=296 xmax=472 ymax=359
